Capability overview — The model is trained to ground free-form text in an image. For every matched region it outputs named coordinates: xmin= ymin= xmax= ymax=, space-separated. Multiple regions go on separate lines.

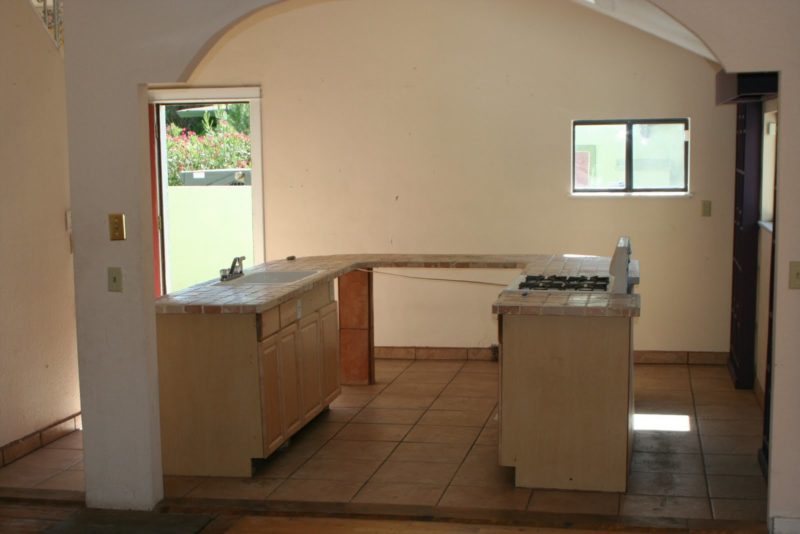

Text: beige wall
xmin=0 ymin=0 xmax=79 ymax=446
xmin=190 ymin=0 xmax=735 ymax=351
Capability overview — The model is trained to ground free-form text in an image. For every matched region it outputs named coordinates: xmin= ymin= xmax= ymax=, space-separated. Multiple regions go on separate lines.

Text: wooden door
xmin=297 ymin=313 xmax=323 ymax=422
xmin=729 ymin=102 xmax=762 ymax=389
xmin=319 ymin=302 xmax=341 ymax=404
xmin=277 ymin=324 xmax=302 ymax=436
xmin=259 ymin=334 xmax=285 ymax=454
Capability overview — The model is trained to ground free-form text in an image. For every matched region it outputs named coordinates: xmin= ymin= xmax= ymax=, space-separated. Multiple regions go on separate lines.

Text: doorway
xmin=148 ymin=88 xmax=264 ymax=295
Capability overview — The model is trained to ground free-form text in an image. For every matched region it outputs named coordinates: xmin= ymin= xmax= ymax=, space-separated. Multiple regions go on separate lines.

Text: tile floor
xmin=0 ymin=360 xmax=767 ymax=524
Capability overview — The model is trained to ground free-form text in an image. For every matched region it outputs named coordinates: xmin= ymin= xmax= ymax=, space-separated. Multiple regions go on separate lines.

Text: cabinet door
xmin=297 ymin=313 xmax=323 ymax=422
xmin=277 ymin=323 xmax=303 ymax=436
xmin=258 ymin=334 xmax=284 ymax=454
xmin=319 ymin=302 xmax=341 ymax=404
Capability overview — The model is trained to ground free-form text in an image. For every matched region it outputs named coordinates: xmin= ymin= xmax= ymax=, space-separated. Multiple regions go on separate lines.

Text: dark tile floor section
xmin=0 ymin=360 xmax=767 ymax=525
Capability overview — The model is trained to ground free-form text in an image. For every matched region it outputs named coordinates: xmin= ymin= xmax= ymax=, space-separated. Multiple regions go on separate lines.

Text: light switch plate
xmin=108 ymin=213 xmax=126 ymax=241
xmin=108 ymin=267 xmax=123 ymax=292
xmin=701 ymin=200 xmax=712 ymax=217
xmin=790 ymin=262 xmax=800 ymax=290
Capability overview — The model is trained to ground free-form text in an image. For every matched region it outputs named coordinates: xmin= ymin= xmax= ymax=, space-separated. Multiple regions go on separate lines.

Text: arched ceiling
xmin=572 ymin=0 xmax=717 ymax=62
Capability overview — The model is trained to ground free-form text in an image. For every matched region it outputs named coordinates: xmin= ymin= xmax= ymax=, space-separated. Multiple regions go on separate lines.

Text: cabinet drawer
xmin=279 ymin=281 xmax=332 ymax=327
xmin=257 ymin=307 xmax=280 ymax=341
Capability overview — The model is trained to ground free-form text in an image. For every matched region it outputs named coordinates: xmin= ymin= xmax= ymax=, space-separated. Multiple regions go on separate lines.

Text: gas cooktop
xmin=516 ymin=274 xmax=609 ymax=292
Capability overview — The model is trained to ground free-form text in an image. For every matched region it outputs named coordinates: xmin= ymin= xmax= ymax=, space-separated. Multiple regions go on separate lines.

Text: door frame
xmin=148 ymin=87 xmax=265 ymax=294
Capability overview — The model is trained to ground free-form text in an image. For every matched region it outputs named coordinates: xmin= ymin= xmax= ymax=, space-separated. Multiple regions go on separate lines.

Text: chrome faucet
xmin=220 ymin=256 xmax=246 ymax=281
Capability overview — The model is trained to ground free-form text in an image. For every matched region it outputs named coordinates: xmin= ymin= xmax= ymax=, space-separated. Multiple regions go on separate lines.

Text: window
xmin=572 ymin=119 xmax=689 ymax=193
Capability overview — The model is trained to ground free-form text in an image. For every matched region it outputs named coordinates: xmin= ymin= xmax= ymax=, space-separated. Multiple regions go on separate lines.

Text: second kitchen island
xmin=493 ymin=255 xmax=640 ymax=492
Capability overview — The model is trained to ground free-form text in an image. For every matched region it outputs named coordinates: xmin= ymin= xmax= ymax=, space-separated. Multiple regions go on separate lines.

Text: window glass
xmin=573 ymin=124 xmax=626 ymax=190
xmin=572 ymin=119 xmax=688 ymax=193
xmin=632 ymin=123 xmax=686 ymax=190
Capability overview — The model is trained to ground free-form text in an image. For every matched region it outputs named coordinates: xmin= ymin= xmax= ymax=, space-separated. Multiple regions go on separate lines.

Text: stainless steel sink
xmin=222 ymin=270 xmax=319 ymax=285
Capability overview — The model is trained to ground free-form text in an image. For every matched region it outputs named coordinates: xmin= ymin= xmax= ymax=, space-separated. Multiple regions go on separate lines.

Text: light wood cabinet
xmin=157 ymin=281 xmax=339 ymax=477
xmin=498 ymin=314 xmax=633 ymax=492
xmin=297 ymin=314 xmax=323 ymax=423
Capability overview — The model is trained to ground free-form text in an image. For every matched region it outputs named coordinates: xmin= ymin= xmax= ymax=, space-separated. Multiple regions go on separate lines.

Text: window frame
xmin=571 ymin=118 xmax=690 ymax=194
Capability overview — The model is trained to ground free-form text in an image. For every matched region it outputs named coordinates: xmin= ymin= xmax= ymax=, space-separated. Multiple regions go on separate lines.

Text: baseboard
xmin=375 ymin=346 xmax=497 ymax=361
xmin=376 ymin=347 xmax=729 ymax=366
xmin=0 ymin=412 xmax=82 ymax=467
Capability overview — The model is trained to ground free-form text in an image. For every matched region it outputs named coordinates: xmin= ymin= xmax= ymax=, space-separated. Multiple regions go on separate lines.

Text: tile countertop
xmin=155 ymin=253 xmax=640 ymax=317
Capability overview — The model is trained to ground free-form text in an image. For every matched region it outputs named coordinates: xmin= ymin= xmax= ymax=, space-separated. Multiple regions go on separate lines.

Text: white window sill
xmin=570 ymin=191 xmax=693 ymax=198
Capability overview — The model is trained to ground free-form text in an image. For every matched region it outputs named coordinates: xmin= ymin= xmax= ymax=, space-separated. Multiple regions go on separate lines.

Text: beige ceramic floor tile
xmin=439 ymin=382 xmax=497 ymax=399
xmin=459 ymin=361 xmax=499 ymax=374
xmin=689 ymin=365 xmax=730 ymax=379
xmin=633 ymin=431 xmax=700 ymax=454
xmin=291 ymin=421 xmax=345 ymax=443
xmin=163 ymin=476 xmax=204 ymax=498
xmin=267 ymin=479 xmax=362 ymax=503
xmin=711 ymin=498 xmax=767 ymax=521
xmin=382 ymin=382 xmax=447 ymax=397
xmin=315 ymin=440 xmax=397 ymax=461
xmin=407 ymin=361 xmax=464 ymax=372
xmin=627 ymin=472 xmax=707 ymax=497
xmin=0 ymin=463 xmax=62 ymax=489
xmin=330 ymin=392 xmax=377 ymax=409
xmin=388 ymin=442 xmax=470 ymax=464
xmin=620 ymin=495 xmax=711 ymax=519
xmin=290 ymin=456 xmax=382 ymax=483
xmin=706 ymin=475 xmax=766 ymax=500
xmin=335 ymin=423 xmax=411 ymax=442
xmin=693 ymin=389 xmax=759 ymax=406
xmin=694 ymin=403 xmax=762 ymax=420
xmin=34 ymin=470 xmax=85 ymax=492
xmin=255 ymin=439 xmax=326 ymax=479
xmin=475 ymin=426 xmax=499 ymax=447
xmin=370 ymin=460 xmax=458 ymax=485
xmin=12 ymin=448 xmax=83 ymax=471
xmin=529 ymin=490 xmax=619 ymax=515
xmin=690 ymin=377 xmax=736 ymax=393
xmin=393 ymin=371 xmax=458 ymax=385
xmin=704 ymin=454 xmax=762 ymax=476
xmin=352 ymin=481 xmax=445 ymax=506
xmin=314 ymin=407 xmax=359 ymax=423
xmin=187 ymin=477 xmax=282 ymax=500
xmin=353 ymin=408 xmax=424 ymax=425
xmin=449 ymin=446 xmax=515 ymax=488
xmin=417 ymin=410 xmax=490 ymax=428
xmin=439 ymin=485 xmax=530 ymax=511
xmin=629 ymin=452 xmax=704 ymax=474
xmin=429 ymin=396 xmax=497 ymax=413
xmin=403 ymin=425 xmax=480 ymax=445
xmin=44 ymin=431 xmax=83 ymax=450
xmin=700 ymin=434 xmax=761 ymax=455
xmin=367 ymin=394 xmax=437 ymax=410
xmin=697 ymin=418 xmax=762 ymax=437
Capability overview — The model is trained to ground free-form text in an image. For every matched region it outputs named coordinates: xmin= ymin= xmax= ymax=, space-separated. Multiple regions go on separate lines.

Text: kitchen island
xmin=155 ymin=253 xmax=639 ymax=478
xmin=493 ymin=256 xmax=640 ymax=492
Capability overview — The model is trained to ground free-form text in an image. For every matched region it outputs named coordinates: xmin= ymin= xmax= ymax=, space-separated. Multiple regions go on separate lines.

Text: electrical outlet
xmin=108 ymin=213 xmax=126 ymax=241
xmin=701 ymin=200 xmax=712 ymax=217
xmin=108 ymin=267 xmax=123 ymax=292
xmin=790 ymin=262 xmax=800 ymax=290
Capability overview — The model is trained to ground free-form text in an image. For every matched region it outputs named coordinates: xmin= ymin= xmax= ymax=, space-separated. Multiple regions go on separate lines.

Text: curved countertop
xmin=155 ymin=253 xmax=640 ymax=318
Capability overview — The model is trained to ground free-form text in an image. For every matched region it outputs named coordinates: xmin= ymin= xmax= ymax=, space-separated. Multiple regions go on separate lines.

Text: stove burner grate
xmin=518 ymin=275 xmax=609 ymax=292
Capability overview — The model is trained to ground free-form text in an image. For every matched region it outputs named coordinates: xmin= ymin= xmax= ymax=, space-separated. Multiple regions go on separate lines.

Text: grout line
xmin=689 ymin=363 xmax=714 ymax=517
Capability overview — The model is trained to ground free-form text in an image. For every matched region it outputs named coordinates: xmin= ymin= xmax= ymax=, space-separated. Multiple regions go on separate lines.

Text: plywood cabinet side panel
xmin=156 ymin=314 xmax=261 ymax=477
xmin=320 ymin=302 xmax=341 ymax=404
xmin=504 ymin=315 xmax=630 ymax=492
xmin=259 ymin=335 xmax=285 ymax=454
xmin=297 ymin=313 xmax=323 ymax=422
